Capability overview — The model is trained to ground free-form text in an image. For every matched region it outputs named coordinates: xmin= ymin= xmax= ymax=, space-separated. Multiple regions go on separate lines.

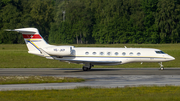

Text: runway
xmin=1 ymin=68 xmax=180 ymax=76
xmin=0 ymin=68 xmax=180 ymax=91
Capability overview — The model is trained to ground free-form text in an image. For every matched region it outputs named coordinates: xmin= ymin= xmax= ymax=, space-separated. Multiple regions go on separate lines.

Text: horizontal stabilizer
xmin=5 ymin=29 xmax=36 ymax=33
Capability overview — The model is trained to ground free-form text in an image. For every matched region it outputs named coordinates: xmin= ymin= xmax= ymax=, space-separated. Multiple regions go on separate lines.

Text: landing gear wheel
xmin=160 ymin=67 xmax=164 ymax=70
xmin=82 ymin=66 xmax=88 ymax=71
xmin=82 ymin=63 xmax=93 ymax=71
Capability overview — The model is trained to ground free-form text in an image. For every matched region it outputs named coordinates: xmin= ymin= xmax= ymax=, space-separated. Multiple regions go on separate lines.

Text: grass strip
xmin=0 ymin=86 xmax=180 ymax=101
xmin=0 ymin=76 xmax=85 ymax=84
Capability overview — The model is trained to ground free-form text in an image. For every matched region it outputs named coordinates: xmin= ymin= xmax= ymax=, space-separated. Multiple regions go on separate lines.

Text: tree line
xmin=0 ymin=0 xmax=180 ymax=44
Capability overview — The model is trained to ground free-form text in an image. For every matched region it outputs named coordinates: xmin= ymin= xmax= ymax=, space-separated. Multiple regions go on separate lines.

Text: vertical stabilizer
xmin=8 ymin=28 xmax=49 ymax=55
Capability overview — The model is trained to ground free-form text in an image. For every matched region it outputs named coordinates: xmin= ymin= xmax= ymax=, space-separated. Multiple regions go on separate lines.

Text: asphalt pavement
xmin=0 ymin=68 xmax=180 ymax=91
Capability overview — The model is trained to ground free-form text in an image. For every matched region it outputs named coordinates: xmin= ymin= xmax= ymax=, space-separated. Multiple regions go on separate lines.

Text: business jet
xmin=6 ymin=28 xmax=175 ymax=71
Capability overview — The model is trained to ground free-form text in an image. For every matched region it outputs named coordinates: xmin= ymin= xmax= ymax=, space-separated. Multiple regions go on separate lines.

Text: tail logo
xmin=22 ymin=34 xmax=42 ymax=39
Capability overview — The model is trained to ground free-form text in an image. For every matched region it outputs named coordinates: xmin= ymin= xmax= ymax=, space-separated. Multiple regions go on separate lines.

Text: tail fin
xmin=7 ymin=28 xmax=49 ymax=55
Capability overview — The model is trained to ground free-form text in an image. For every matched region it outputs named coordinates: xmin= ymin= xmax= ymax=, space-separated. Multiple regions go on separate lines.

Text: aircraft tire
xmin=83 ymin=66 xmax=88 ymax=71
xmin=160 ymin=67 xmax=164 ymax=70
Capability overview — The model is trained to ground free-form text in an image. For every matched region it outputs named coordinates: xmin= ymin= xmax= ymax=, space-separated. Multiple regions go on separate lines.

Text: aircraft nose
xmin=169 ymin=56 xmax=175 ymax=61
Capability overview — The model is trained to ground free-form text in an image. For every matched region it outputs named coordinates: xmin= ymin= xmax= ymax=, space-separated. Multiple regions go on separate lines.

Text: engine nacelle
xmin=43 ymin=46 xmax=74 ymax=56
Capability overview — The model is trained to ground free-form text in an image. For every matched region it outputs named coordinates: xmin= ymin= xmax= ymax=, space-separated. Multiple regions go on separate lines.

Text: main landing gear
xmin=82 ymin=63 xmax=93 ymax=71
xmin=159 ymin=62 xmax=164 ymax=70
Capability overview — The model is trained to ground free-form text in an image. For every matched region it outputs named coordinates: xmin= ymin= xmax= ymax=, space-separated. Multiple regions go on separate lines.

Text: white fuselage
xmin=50 ymin=47 xmax=175 ymax=66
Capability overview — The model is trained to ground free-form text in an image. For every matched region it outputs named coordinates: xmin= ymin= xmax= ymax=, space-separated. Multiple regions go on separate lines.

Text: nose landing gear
xmin=159 ymin=62 xmax=164 ymax=70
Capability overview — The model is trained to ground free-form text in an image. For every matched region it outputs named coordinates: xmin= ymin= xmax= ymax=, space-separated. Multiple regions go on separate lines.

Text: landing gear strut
xmin=159 ymin=62 xmax=164 ymax=70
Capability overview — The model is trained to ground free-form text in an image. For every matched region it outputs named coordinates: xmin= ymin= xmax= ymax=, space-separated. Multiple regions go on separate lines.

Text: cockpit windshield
xmin=155 ymin=51 xmax=165 ymax=54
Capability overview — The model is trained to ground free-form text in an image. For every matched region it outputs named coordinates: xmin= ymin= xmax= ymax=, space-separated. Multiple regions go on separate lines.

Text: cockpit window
xmin=155 ymin=51 xmax=165 ymax=54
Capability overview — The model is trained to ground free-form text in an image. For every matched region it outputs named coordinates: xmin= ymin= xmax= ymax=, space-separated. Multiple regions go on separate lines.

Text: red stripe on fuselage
xmin=22 ymin=34 xmax=42 ymax=39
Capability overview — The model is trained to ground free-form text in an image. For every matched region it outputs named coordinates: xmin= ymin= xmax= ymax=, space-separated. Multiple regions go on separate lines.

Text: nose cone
xmin=169 ymin=55 xmax=175 ymax=61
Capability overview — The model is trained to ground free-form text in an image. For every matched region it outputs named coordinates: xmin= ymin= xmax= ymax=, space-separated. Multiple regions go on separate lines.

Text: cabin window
xmin=92 ymin=52 xmax=96 ymax=55
xmin=129 ymin=52 xmax=133 ymax=55
xmin=85 ymin=52 xmax=89 ymax=55
xmin=100 ymin=52 xmax=104 ymax=55
xmin=122 ymin=52 xmax=126 ymax=56
xmin=115 ymin=52 xmax=119 ymax=55
xmin=155 ymin=51 xmax=165 ymax=54
xmin=107 ymin=52 xmax=111 ymax=55
xmin=137 ymin=52 xmax=141 ymax=56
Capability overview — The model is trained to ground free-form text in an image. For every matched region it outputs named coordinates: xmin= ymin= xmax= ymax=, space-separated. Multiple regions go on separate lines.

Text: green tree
xmin=141 ymin=0 xmax=159 ymax=43
xmin=155 ymin=0 xmax=180 ymax=43
xmin=30 ymin=0 xmax=54 ymax=42
xmin=0 ymin=0 xmax=54 ymax=44
xmin=0 ymin=1 xmax=23 ymax=44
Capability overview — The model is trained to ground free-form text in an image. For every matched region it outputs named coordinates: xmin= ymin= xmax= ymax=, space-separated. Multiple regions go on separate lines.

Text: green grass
xmin=0 ymin=44 xmax=179 ymax=68
xmin=0 ymin=76 xmax=85 ymax=84
xmin=0 ymin=44 xmax=179 ymax=101
xmin=0 ymin=86 xmax=180 ymax=101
